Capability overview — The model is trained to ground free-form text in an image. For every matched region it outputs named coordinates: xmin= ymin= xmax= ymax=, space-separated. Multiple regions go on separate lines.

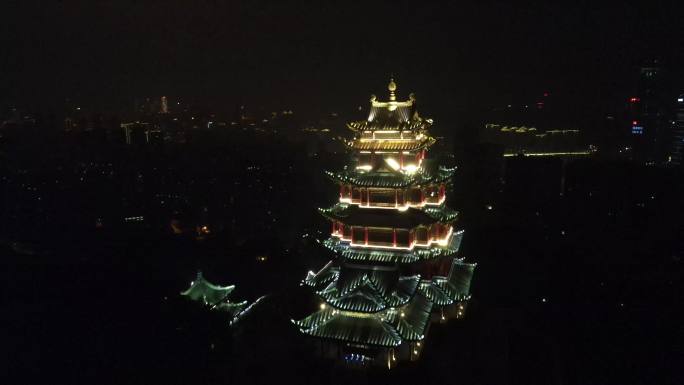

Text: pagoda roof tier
xmin=348 ymin=136 xmax=435 ymax=152
xmin=293 ymin=294 xmax=434 ymax=347
xmin=368 ymin=101 xmax=415 ymax=124
xmin=228 ymin=295 xmax=267 ymax=326
xmin=322 ymin=231 xmax=464 ymax=264
xmin=294 ymin=309 xmax=403 ymax=347
xmin=213 ymin=300 xmax=249 ymax=318
xmin=325 ymin=166 xmax=455 ymax=188
xmin=421 ymin=206 xmax=459 ymax=222
xmin=319 ymin=204 xmax=439 ymax=229
xmin=316 ymin=268 xmax=421 ymax=313
xmin=347 ymin=119 xmax=431 ymax=133
xmin=303 ymin=260 xmax=338 ymax=288
xmin=418 ymin=260 xmax=476 ymax=305
xmin=383 ymin=294 xmax=433 ymax=341
xmin=180 ymin=271 xmax=235 ymax=306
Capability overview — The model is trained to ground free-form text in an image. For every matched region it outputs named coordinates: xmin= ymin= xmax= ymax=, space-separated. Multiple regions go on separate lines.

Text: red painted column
xmin=400 ymin=153 xmax=404 ymax=169
xmin=393 ymin=228 xmax=397 ymax=247
xmin=364 ymin=227 xmax=369 ymax=245
xmin=339 ymin=184 xmax=343 ymax=199
xmin=331 ymin=221 xmax=335 ymax=234
xmin=394 ymin=189 xmax=398 ymax=207
xmin=350 ymin=226 xmax=354 ymax=243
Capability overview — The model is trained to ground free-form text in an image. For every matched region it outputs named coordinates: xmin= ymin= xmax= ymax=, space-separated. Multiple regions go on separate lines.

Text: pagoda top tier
xmin=347 ymin=78 xmax=433 ymax=132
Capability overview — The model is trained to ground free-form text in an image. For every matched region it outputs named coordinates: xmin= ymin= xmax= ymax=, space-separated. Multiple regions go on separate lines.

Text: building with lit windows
xmin=672 ymin=95 xmax=684 ymax=165
xmin=293 ymin=79 xmax=476 ymax=368
xmin=627 ymin=63 xmax=674 ymax=164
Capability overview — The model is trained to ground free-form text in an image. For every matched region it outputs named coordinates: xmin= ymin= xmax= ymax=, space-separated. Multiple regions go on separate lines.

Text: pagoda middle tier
xmin=294 ymin=78 xmax=475 ymax=367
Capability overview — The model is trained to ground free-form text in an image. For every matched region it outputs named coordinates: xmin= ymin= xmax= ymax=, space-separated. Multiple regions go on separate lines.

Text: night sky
xmin=3 ymin=1 xmax=684 ymax=119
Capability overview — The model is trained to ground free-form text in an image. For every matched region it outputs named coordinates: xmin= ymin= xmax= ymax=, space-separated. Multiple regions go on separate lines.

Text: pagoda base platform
xmin=307 ymin=337 xmax=429 ymax=369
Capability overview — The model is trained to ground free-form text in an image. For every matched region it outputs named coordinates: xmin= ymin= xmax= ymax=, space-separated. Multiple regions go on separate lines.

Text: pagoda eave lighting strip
xmin=331 ymin=227 xmax=455 ymax=251
xmin=339 ymin=195 xmax=446 ymax=209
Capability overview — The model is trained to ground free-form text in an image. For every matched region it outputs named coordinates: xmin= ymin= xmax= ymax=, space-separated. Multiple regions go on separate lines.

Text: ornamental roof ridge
xmin=369 ymin=77 xmax=416 ymax=106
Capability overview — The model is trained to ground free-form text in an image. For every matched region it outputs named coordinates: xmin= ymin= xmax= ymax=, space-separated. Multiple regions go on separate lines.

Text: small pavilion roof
xmin=180 ymin=271 xmax=235 ymax=306
xmin=180 ymin=271 xmax=265 ymax=325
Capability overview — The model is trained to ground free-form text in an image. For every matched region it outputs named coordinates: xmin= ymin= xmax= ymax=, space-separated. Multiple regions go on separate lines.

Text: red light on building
xmin=629 ymin=97 xmax=640 ymax=103
xmin=632 ymin=120 xmax=638 ymax=126
xmin=543 ymin=92 xmax=549 ymax=97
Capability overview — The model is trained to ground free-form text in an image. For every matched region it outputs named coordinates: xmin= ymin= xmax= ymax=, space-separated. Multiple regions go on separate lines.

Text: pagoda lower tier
xmin=320 ymin=204 xmax=458 ymax=251
xmin=293 ymin=258 xmax=475 ymax=367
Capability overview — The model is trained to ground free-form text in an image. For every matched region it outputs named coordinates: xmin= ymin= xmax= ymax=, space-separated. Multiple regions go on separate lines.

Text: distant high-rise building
xmin=628 ymin=62 xmax=673 ymax=164
xmin=160 ymin=96 xmax=169 ymax=114
xmin=672 ymin=95 xmax=684 ymax=165
xmin=121 ymin=122 xmax=152 ymax=145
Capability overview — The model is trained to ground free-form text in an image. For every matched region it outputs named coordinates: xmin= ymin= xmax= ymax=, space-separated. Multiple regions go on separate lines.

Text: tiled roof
xmin=180 ymin=271 xmax=235 ymax=306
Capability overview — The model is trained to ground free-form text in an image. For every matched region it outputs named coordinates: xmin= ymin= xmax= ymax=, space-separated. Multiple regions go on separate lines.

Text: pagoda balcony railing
xmin=339 ymin=197 xmax=446 ymax=210
xmin=357 ymin=151 xmax=425 ymax=169
xmin=340 ymin=185 xmax=446 ymax=209
xmin=359 ymin=131 xmax=420 ymax=140
xmin=331 ymin=226 xmax=454 ymax=251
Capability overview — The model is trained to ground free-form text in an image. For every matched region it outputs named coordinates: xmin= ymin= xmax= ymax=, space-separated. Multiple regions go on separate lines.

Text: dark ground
xmin=2 ymin=126 xmax=682 ymax=384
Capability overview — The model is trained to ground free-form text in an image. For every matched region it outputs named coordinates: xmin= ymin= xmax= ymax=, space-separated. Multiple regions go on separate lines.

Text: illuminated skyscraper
xmin=672 ymin=95 xmax=684 ymax=165
xmin=629 ymin=63 xmax=673 ymax=164
xmin=160 ymin=96 xmax=169 ymax=114
xmin=294 ymin=79 xmax=475 ymax=368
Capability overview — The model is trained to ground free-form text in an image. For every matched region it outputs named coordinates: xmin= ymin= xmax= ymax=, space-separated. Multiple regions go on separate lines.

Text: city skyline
xmin=3 ymin=2 xmax=684 ymax=117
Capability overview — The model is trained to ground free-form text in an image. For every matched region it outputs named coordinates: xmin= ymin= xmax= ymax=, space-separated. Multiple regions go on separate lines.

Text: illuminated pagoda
xmin=181 ymin=271 xmax=258 ymax=326
xmin=294 ymin=79 xmax=476 ymax=368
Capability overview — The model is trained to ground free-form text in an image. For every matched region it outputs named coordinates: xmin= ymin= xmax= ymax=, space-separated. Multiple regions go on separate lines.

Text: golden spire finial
xmin=388 ymin=76 xmax=397 ymax=101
